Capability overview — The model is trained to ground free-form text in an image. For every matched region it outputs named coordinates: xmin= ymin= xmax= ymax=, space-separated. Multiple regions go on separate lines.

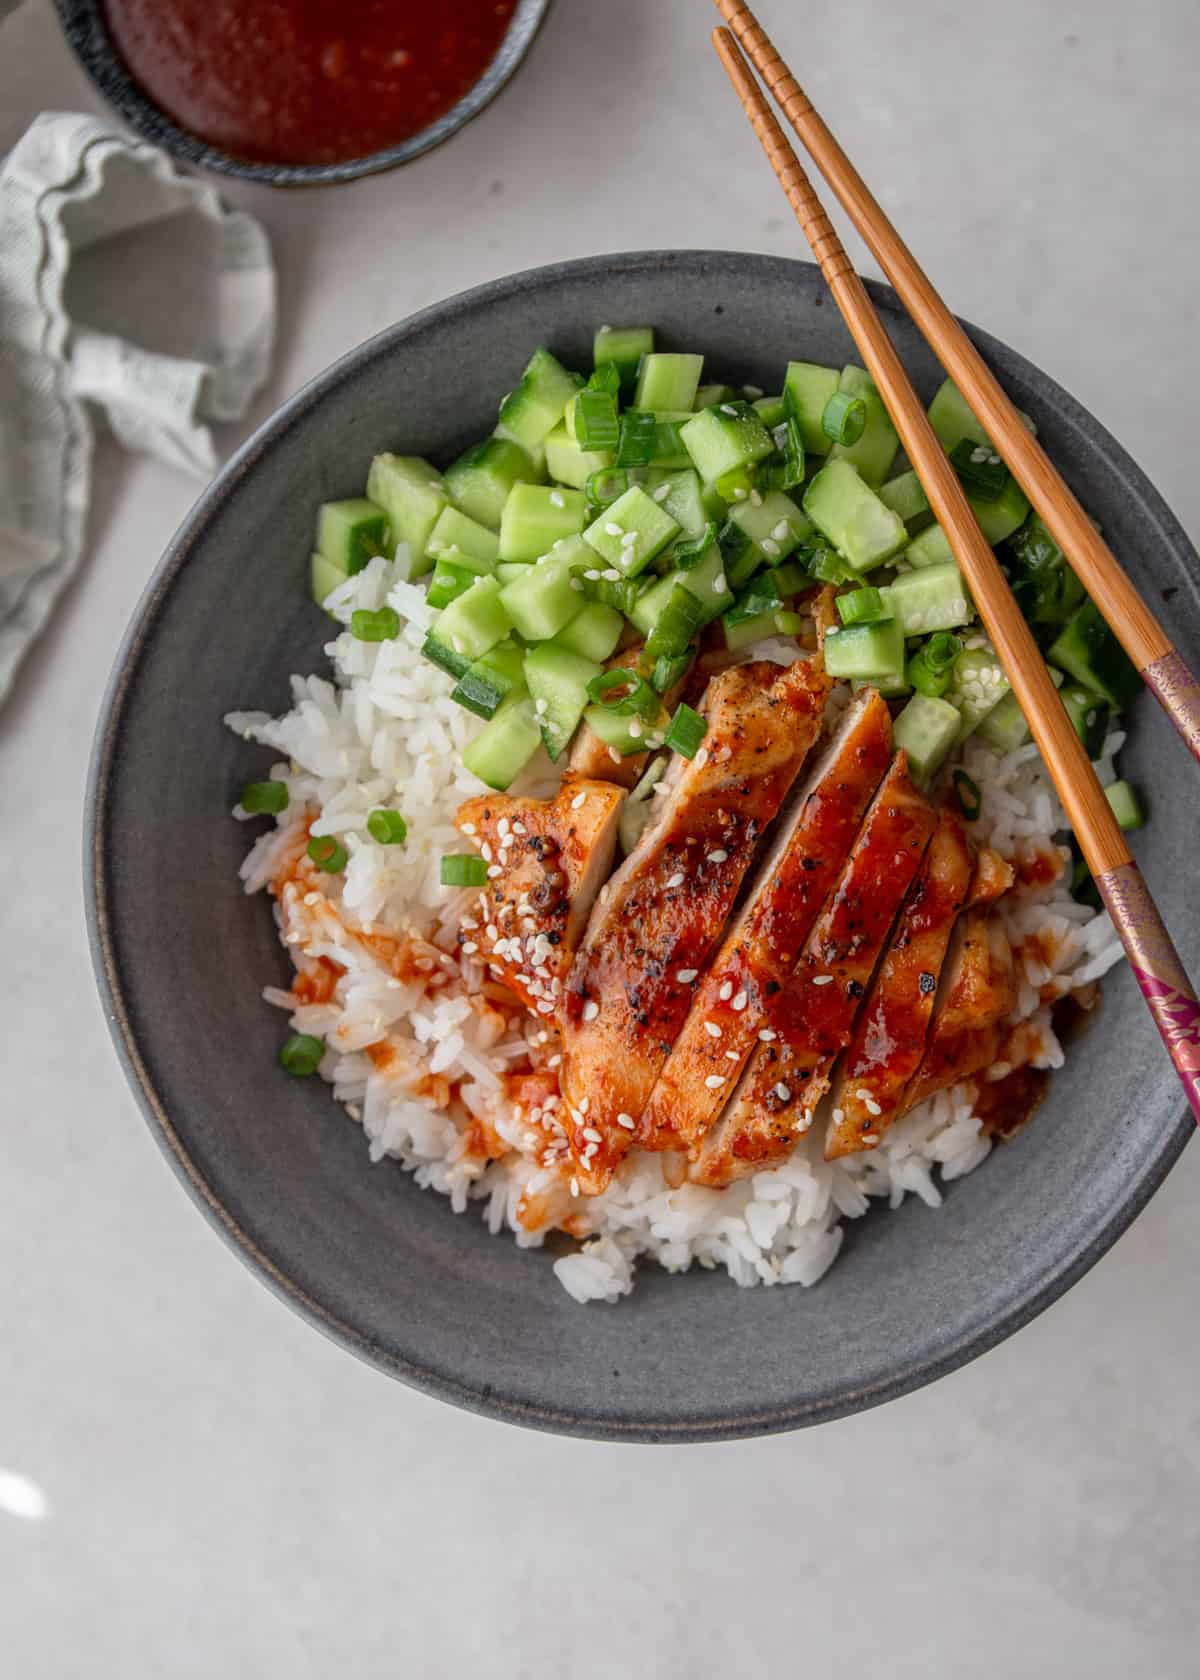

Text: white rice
xmin=225 ymin=555 xmax=1124 ymax=1305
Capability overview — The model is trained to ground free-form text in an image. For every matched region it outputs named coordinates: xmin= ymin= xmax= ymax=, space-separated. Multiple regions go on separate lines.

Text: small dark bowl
xmin=54 ymin=0 xmax=553 ymax=185
xmin=86 ymin=252 xmax=1199 ymax=1442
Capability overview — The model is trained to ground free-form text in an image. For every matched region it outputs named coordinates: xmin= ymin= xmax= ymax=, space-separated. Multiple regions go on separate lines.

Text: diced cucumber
xmin=427 ymin=554 xmax=494 ymax=611
xmin=432 ymin=575 xmax=511 ymax=662
xmin=1047 ymin=599 xmax=1140 ymax=708
xmin=445 ymin=437 xmax=539 ymax=531
xmin=803 ymin=458 xmax=908 ymax=572
xmin=1007 ymin=514 xmax=1087 ymax=639
xmin=893 ymin=694 xmax=962 ymax=781
xmin=903 ymin=477 xmax=1032 ymax=567
xmin=463 ymin=695 xmax=543 ymax=791
xmin=634 ymin=353 xmax=704 ymax=413
xmin=927 ymin=378 xmax=990 ymax=453
xmin=680 ymin=402 xmax=775 ymax=484
xmin=717 ymin=519 xmax=764 ymax=591
xmin=451 ymin=640 xmax=527 ymax=720
xmin=828 ymin=366 xmax=900 ymax=486
xmin=975 ymin=689 xmax=1032 ymax=753
xmin=823 ymin=618 xmax=905 ymax=680
xmin=594 ymin=325 xmax=655 ymax=395
xmin=499 ymin=483 xmax=588 ymax=562
xmin=496 ymin=561 xmax=533 ymax=585
xmin=1105 ymin=780 xmax=1145 ymax=832
xmin=499 ymin=552 xmax=582 ymax=642
xmin=783 ymin=361 xmax=840 ymax=457
xmin=645 ymin=468 xmax=709 ymax=536
xmin=421 ymin=634 xmax=472 ymax=681
xmin=556 ymin=601 xmax=625 ymax=663
xmin=729 ymin=489 xmax=813 ymax=563
xmin=425 ymin=505 xmax=500 ymax=568
xmin=853 ymin=669 xmax=912 ymax=700
xmin=365 ymin=455 xmax=446 ymax=577
xmin=496 ymin=348 xmax=583 ymax=453
xmin=946 ymin=646 xmax=1011 ymax=742
xmin=631 ymin=541 xmax=732 ymax=634
xmin=524 ymin=641 xmax=604 ymax=761
xmin=583 ymin=485 xmax=680 ymax=577
xmin=881 ymin=562 xmax=973 ymax=635
xmin=544 ymin=420 xmax=613 ymax=491
xmin=316 ymin=498 xmax=390 ymax=577
xmin=1060 ymin=683 xmax=1111 ymax=759
xmin=583 ymin=701 xmax=664 ymax=758
xmin=696 ymin=383 xmax=738 ymax=409
xmin=723 ymin=608 xmax=805 ymax=652
xmin=310 ymin=550 xmax=348 ymax=613
xmin=878 ymin=470 xmax=931 ymax=528
xmin=753 ymin=395 xmax=788 ymax=429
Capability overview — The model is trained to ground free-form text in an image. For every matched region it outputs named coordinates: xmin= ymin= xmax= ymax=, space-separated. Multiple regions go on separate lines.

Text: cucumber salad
xmin=309 ymin=326 xmax=1146 ymax=886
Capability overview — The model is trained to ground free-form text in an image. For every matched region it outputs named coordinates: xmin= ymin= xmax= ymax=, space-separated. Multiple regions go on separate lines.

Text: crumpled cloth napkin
xmin=0 ymin=110 xmax=276 ymax=704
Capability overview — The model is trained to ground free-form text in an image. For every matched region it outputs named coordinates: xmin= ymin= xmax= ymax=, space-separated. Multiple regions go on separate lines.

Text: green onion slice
xmin=836 ymin=586 xmax=886 ymax=626
xmin=615 ymin=410 xmax=658 ymax=468
xmin=441 ymin=853 xmax=489 ymax=888
xmin=586 ymin=668 xmax=660 ymax=718
xmin=649 ymin=647 xmax=696 ymax=696
xmin=367 ymin=810 xmax=408 ymax=845
xmin=761 ymin=415 xmax=805 ymax=492
xmin=307 ymin=834 xmax=349 ymax=873
xmin=643 ymin=584 xmax=705 ymax=665
xmin=280 ymin=1033 xmax=324 ymax=1078
xmin=585 ymin=466 xmax=647 ymax=509
xmin=906 ymin=631 xmax=963 ymax=698
xmin=952 ymin=768 xmax=982 ymax=821
xmin=671 ymin=523 xmax=718 ymax=570
xmin=665 ymin=702 xmax=708 ymax=759
xmin=351 ymin=606 xmax=401 ymax=642
xmin=949 ymin=437 xmax=1008 ymax=502
xmin=802 ymin=545 xmax=857 ymax=585
xmin=587 ymin=361 xmax=621 ymax=398
xmin=240 ymin=780 xmax=288 ymax=815
xmin=821 ymin=391 xmax=868 ymax=445
xmin=576 ymin=388 xmax=620 ymax=452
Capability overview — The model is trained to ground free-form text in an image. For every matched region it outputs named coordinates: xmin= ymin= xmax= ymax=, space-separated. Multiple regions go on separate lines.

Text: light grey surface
xmin=2 ymin=0 xmax=1198 ymax=1669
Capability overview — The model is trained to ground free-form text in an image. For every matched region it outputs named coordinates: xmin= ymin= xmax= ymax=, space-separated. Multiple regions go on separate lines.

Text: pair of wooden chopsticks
xmin=710 ymin=2 xmax=1200 ymax=1125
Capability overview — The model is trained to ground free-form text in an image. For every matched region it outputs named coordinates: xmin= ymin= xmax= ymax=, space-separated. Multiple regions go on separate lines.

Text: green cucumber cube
xmin=680 ymin=402 xmax=774 ymax=485
xmin=878 ymin=470 xmax=931 ymax=528
xmin=893 ymin=694 xmax=963 ymax=781
xmin=316 ymin=497 xmax=391 ymax=577
xmin=425 ymin=505 xmax=500 ymax=568
xmin=451 ymin=640 xmax=527 ymax=720
xmin=696 ymin=383 xmax=738 ymax=409
xmin=499 ymin=552 xmax=584 ymax=642
xmin=583 ymin=702 xmax=662 ymax=758
xmin=631 ymin=543 xmax=731 ymax=635
xmin=783 ymin=361 xmax=840 ymax=456
xmin=828 ymin=366 xmax=899 ymax=486
xmin=499 ymin=483 xmax=588 ymax=562
xmin=729 ymin=489 xmax=813 ymax=562
xmin=524 ymin=642 xmax=604 ymax=761
xmin=311 ymin=550 xmax=348 ymax=613
xmin=1047 ymin=599 xmax=1140 ymax=709
xmin=1059 ymin=683 xmax=1110 ymax=759
xmin=822 ymin=618 xmax=905 ymax=681
xmin=752 ymin=395 xmax=788 ymax=429
xmin=645 ymin=468 xmax=710 ymax=536
xmin=927 ymin=378 xmax=990 ymax=453
xmin=975 ymin=690 xmax=1032 ymax=753
xmin=900 ymin=476 xmax=1030 ymax=568
xmin=555 ymin=601 xmax=625 ymax=663
xmin=427 ymin=555 xmax=493 ymax=610
xmin=803 ymin=458 xmax=908 ymax=572
xmin=634 ymin=353 xmax=704 ymax=413
xmin=463 ymin=695 xmax=543 ymax=791
xmin=594 ymin=325 xmax=654 ymax=394
xmin=431 ymin=575 xmax=511 ymax=663
xmin=445 ymin=436 xmax=539 ymax=531
xmin=543 ymin=420 xmax=613 ymax=491
xmin=496 ymin=348 xmax=583 ymax=453
xmin=881 ymin=562 xmax=973 ymax=635
xmin=946 ymin=647 xmax=1011 ymax=742
xmin=365 ymin=455 xmax=446 ymax=577
xmin=583 ymin=485 xmax=680 ymax=577
xmin=1104 ymin=780 xmax=1145 ymax=832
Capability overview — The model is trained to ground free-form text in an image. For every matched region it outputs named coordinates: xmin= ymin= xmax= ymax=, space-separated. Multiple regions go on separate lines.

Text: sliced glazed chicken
xmin=692 ymin=752 xmax=936 ymax=1187
xmin=825 ymin=806 xmax=973 ymax=1159
xmin=902 ymin=908 xmax=1017 ymax=1111
xmin=454 ymin=775 xmax=625 ymax=1017
xmin=639 ymin=687 xmax=890 ymax=1155
xmin=559 ymin=658 xmax=829 ymax=1193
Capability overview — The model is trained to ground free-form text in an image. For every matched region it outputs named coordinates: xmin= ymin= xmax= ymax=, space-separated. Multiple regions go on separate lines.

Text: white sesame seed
xmin=731 ymin=990 xmax=748 ymax=1012
xmin=535 ymin=698 xmax=548 ymax=715
xmin=583 ymin=999 xmax=600 ymax=1021
xmin=732 ymin=488 xmax=748 ymax=501
xmin=628 ymin=718 xmax=643 ymax=739
xmin=812 ymin=974 xmax=834 ymax=986
xmin=578 ymin=1096 xmax=590 ymax=1114
xmin=865 ymin=1098 xmax=883 ymax=1117
xmin=704 ymin=1021 xmax=722 ymax=1038
xmin=570 ymin=577 xmax=584 ymax=592
xmin=750 ymin=489 xmax=764 ymax=507
xmin=761 ymin=538 xmax=781 ymax=558
xmin=666 ymin=871 xmax=685 ymax=888
xmin=550 ymin=489 xmax=565 ymax=508
xmin=480 ymin=842 xmax=493 ymax=862
xmin=602 ymin=568 xmax=621 ymax=581
xmin=617 ymin=1112 xmax=636 ymax=1130
xmin=461 ymin=941 xmax=478 ymax=954
xmin=707 ymin=848 xmax=728 ymax=864
xmin=548 ymin=1054 xmax=563 ymax=1069
xmin=487 ymin=865 xmax=502 ymax=878
xmin=584 ymin=568 xmax=601 ymax=581
xmin=719 ymin=981 xmax=734 ymax=1002
xmin=485 ymin=924 xmax=498 ymax=941
xmin=570 ymin=1177 xmax=580 ymax=1197
xmin=720 ymin=403 xmax=739 ymax=416
xmin=513 ymin=822 xmax=527 ymax=835
xmin=705 ymin=1074 xmax=727 ymax=1089
xmin=772 ymin=520 xmax=791 ymax=542
xmin=773 ymin=1083 xmax=791 ymax=1102
xmin=677 ymin=968 xmax=698 ymax=983
xmin=693 ymin=747 xmax=709 ymax=768
xmin=653 ymin=483 xmax=672 ymax=503
xmin=725 ymin=1050 xmax=740 ymax=1061
xmin=604 ymin=522 xmax=623 ymax=537
xmin=759 ymin=1028 xmax=777 ymax=1042
xmin=712 ymin=574 xmax=727 ymax=594
xmin=609 ymin=748 xmax=622 ymax=765
xmin=582 ymin=1126 xmax=601 ymax=1143
xmin=571 ymin=790 xmax=587 ymax=810
xmin=855 ymin=1088 xmax=873 ymax=1102
xmin=832 ymin=1107 xmax=845 ymax=1124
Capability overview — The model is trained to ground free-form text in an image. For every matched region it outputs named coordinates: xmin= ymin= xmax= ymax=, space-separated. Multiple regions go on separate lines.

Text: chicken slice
xmin=901 ymin=909 xmax=1017 ymax=1111
xmin=639 ymin=687 xmax=890 ymax=1155
xmin=692 ymin=752 xmax=936 ymax=1187
xmin=825 ymin=806 xmax=973 ymax=1159
xmin=454 ymin=775 xmax=625 ymax=1017
xmin=559 ymin=658 xmax=829 ymax=1192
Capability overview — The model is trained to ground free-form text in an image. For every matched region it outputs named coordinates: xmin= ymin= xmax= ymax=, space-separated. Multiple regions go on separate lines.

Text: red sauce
xmin=102 ymin=0 xmax=517 ymax=166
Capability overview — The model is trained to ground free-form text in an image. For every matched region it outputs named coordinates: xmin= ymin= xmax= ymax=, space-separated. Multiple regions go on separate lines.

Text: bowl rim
xmin=84 ymin=250 xmax=1197 ymax=1442
xmin=53 ymin=0 xmax=554 ymax=185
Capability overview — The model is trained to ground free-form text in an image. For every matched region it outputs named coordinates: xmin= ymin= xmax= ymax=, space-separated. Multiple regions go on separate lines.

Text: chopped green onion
xmin=905 ymin=631 xmax=962 ymax=698
xmin=949 ymin=437 xmax=1008 ymax=502
xmin=767 ymin=560 xmax=808 ymax=595
xmin=584 ymin=465 xmax=647 ymax=508
xmin=836 ymin=586 xmax=886 ymax=626
xmin=240 ymin=780 xmax=288 ymax=815
xmin=586 ymin=668 xmax=660 ymax=718
xmin=951 ymin=768 xmax=982 ymax=821
xmin=367 ymin=809 xmax=408 ymax=845
xmin=724 ymin=574 xmax=785 ymax=628
xmin=575 ymin=387 xmax=620 ymax=452
xmin=441 ymin=853 xmax=488 ymax=888
xmin=665 ymin=702 xmax=707 ymax=759
xmin=821 ymin=391 xmax=867 ymax=446
xmin=761 ymin=415 xmax=805 ymax=492
xmin=587 ymin=361 xmax=621 ymax=398
xmin=671 ymin=523 xmax=718 ymax=570
xmin=650 ymin=418 xmax=689 ymax=463
xmin=642 ymin=583 xmax=705 ymax=668
xmin=615 ymin=410 xmax=658 ymax=468
xmin=649 ymin=647 xmax=696 ymax=695
xmin=1104 ymin=779 xmax=1145 ymax=832
xmin=351 ymin=606 xmax=400 ymax=642
xmin=714 ymin=464 xmax=757 ymax=504
xmin=307 ymin=834 xmax=348 ymax=873
xmin=573 ymin=566 xmax=644 ymax=616
xmin=803 ymin=545 xmax=857 ymax=585
xmin=280 ymin=1033 xmax=325 ymax=1077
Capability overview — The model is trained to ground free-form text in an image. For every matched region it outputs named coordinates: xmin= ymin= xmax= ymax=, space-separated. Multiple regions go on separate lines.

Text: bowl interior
xmin=54 ymin=0 xmax=552 ymax=185
xmin=89 ymin=252 xmax=1200 ymax=1440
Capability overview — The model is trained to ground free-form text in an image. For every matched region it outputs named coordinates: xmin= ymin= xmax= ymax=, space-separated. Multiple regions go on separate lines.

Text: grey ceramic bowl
xmin=54 ymin=0 xmax=552 ymax=185
xmin=86 ymin=251 xmax=1199 ymax=1442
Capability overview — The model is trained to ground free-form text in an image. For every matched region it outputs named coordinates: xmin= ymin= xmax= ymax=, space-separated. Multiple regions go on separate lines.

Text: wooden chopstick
xmin=712 ymin=0 xmax=1200 ymax=771
xmin=712 ymin=25 xmax=1200 ymax=1125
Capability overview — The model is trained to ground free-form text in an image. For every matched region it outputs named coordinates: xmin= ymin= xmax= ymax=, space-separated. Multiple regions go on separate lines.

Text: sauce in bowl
xmin=101 ymin=0 xmax=518 ymax=166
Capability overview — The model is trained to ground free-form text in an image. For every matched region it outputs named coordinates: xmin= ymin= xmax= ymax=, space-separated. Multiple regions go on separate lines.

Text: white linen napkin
xmin=0 ymin=110 xmax=276 ymax=704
